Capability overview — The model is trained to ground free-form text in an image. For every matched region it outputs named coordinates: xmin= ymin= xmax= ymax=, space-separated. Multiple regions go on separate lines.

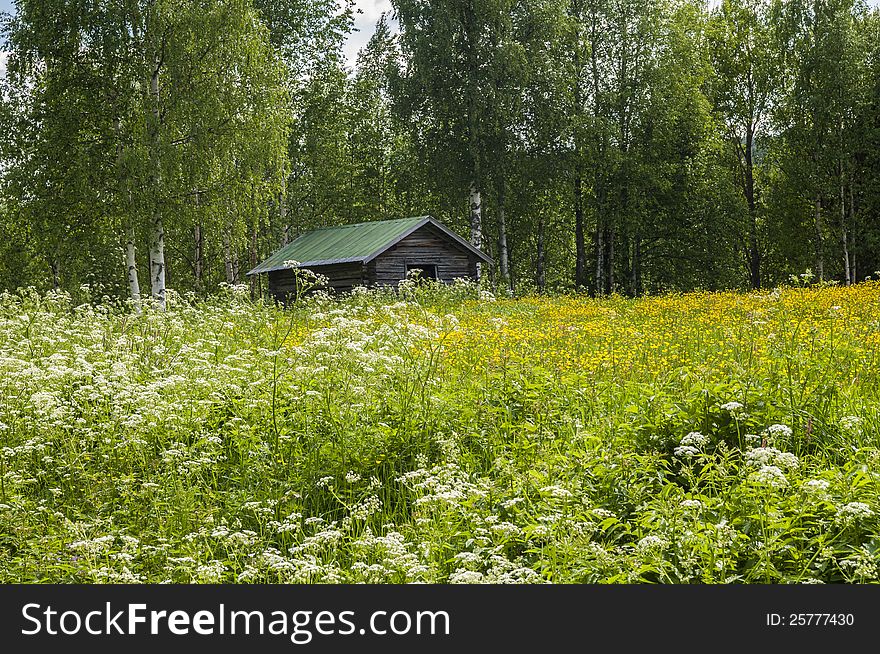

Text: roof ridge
xmin=305 ymin=215 xmax=429 ymax=233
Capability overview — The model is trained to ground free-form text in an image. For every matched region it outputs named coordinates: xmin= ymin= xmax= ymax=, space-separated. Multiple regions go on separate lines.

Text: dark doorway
xmin=406 ymin=263 xmax=439 ymax=280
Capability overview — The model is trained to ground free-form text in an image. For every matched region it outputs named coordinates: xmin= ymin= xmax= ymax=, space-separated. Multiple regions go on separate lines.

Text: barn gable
xmin=366 ymin=222 xmax=480 ymax=285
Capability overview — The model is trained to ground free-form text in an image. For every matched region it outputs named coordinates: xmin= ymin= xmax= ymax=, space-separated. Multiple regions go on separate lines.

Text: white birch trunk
xmin=114 ymin=116 xmax=141 ymax=309
xmin=149 ymin=55 xmax=166 ymax=309
xmin=149 ymin=213 xmax=166 ymax=309
xmin=498 ymin=203 xmax=511 ymax=293
xmin=126 ymin=226 xmax=141 ymax=308
xmin=469 ymin=182 xmax=483 ymax=281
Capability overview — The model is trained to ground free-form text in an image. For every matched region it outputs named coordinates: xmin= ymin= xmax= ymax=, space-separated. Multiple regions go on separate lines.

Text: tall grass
xmin=1 ymin=279 xmax=879 ymax=583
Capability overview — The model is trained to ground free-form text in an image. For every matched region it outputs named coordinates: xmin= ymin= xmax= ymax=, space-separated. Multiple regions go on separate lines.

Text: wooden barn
xmin=247 ymin=216 xmax=493 ymax=301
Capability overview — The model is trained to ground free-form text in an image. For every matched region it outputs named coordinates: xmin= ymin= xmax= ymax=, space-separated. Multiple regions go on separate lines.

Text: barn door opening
xmin=406 ymin=263 xmax=438 ymax=280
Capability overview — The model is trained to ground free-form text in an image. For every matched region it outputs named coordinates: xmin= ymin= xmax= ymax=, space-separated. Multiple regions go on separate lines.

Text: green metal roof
xmin=247 ymin=216 xmax=492 ymax=275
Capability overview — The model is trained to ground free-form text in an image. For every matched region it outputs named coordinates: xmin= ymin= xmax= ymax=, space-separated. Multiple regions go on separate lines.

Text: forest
xmin=1 ymin=0 xmax=879 ymax=301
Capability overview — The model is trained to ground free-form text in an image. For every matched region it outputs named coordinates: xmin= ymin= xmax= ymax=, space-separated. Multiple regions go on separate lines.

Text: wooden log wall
xmin=268 ymin=262 xmax=365 ymax=301
xmin=366 ymin=224 xmax=478 ymax=286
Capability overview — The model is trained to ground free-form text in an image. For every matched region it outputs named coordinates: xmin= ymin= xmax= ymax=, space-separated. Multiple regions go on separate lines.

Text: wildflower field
xmin=2 ymin=281 xmax=880 ymax=584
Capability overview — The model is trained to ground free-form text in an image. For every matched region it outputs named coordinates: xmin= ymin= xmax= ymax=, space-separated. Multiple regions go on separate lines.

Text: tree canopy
xmin=1 ymin=0 xmax=879 ymax=298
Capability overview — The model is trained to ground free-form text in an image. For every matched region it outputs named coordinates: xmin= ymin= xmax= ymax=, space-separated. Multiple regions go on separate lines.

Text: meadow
xmin=1 ymin=277 xmax=880 ymax=583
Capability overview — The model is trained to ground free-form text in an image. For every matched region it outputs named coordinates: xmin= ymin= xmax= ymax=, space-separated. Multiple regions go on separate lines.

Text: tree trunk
xmin=840 ymin=172 xmax=850 ymax=286
xmin=745 ymin=127 xmax=761 ymax=289
xmin=536 ymin=213 xmax=545 ymax=293
xmin=193 ymin=223 xmax=203 ymax=293
xmin=606 ymin=225 xmax=615 ymax=295
xmin=814 ymin=195 xmax=824 ymax=282
xmin=469 ymin=182 xmax=483 ymax=280
xmin=250 ymin=221 xmax=258 ymax=299
xmin=633 ymin=233 xmax=642 ymax=296
xmin=224 ymin=231 xmax=236 ymax=284
xmin=280 ymin=180 xmax=290 ymax=247
xmin=497 ymin=180 xmax=511 ymax=293
xmin=625 ymin=232 xmax=640 ymax=297
xmin=595 ymin=218 xmax=604 ymax=297
xmin=126 ymin=226 xmax=141 ymax=305
xmin=149 ymin=213 xmax=166 ymax=309
xmin=149 ymin=54 xmax=166 ymax=310
xmin=849 ymin=182 xmax=857 ymax=284
xmin=50 ymin=259 xmax=60 ymax=291
xmin=574 ymin=173 xmax=586 ymax=290
xmin=114 ymin=116 xmax=141 ymax=309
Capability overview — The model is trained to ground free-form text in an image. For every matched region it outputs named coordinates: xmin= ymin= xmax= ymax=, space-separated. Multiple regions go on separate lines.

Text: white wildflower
xmin=636 ymin=535 xmax=667 ymax=551
xmin=745 ymin=447 xmax=799 ymax=469
xmin=449 ymin=570 xmax=485 ymax=584
xmin=839 ymin=416 xmax=863 ymax=434
xmin=803 ymin=480 xmax=831 ymax=493
xmin=721 ymin=401 xmax=745 ymax=414
xmin=540 ymin=485 xmax=573 ymax=499
xmin=766 ymin=424 xmax=793 ymax=439
xmin=681 ymin=431 xmax=709 ymax=448
xmin=750 ymin=465 xmax=788 ymax=489
xmin=835 ymin=502 xmax=875 ymax=526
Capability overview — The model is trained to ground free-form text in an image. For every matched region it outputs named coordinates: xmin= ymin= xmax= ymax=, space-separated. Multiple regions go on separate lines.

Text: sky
xmin=345 ymin=0 xmax=395 ymax=67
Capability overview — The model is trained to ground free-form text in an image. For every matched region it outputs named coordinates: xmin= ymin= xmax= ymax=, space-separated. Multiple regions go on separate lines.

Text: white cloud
xmin=0 ymin=51 xmax=8 ymax=78
xmin=343 ymin=0 xmax=396 ymax=68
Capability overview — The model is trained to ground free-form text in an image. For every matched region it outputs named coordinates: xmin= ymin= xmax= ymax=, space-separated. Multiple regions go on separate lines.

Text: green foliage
xmin=3 ymin=0 xmax=880 ymax=297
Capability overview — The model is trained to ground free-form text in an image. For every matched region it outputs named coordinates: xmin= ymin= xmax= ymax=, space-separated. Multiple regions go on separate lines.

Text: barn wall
xmin=268 ymin=262 xmax=365 ymax=301
xmin=366 ymin=224 xmax=478 ymax=286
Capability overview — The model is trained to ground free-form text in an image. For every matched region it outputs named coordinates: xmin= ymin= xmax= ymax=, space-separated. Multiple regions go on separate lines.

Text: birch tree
xmin=392 ymin=0 xmax=533 ymax=285
xmin=3 ymin=0 xmax=290 ymax=305
xmin=708 ymin=0 xmax=777 ymax=289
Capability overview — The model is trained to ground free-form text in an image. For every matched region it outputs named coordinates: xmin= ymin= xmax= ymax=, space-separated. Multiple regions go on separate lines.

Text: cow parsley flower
xmin=745 ymin=447 xmax=799 ymax=469
xmin=839 ymin=416 xmax=863 ymax=434
xmin=835 ymin=502 xmax=875 ymax=526
xmin=766 ymin=424 xmax=793 ymax=439
xmin=681 ymin=431 xmax=708 ymax=448
xmin=803 ymin=479 xmax=830 ymax=493
xmin=721 ymin=401 xmax=745 ymax=414
xmin=750 ymin=465 xmax=788 ymax=488
xmin=540 ymin=485 xmax=573 ymax=499
xmin=674 ymin=445 xmax=699 ymax=458
xmin=636 ymin=535 xmax=667 ymax=551
xmin=449 ymin=570 xmax=485 ymax=584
